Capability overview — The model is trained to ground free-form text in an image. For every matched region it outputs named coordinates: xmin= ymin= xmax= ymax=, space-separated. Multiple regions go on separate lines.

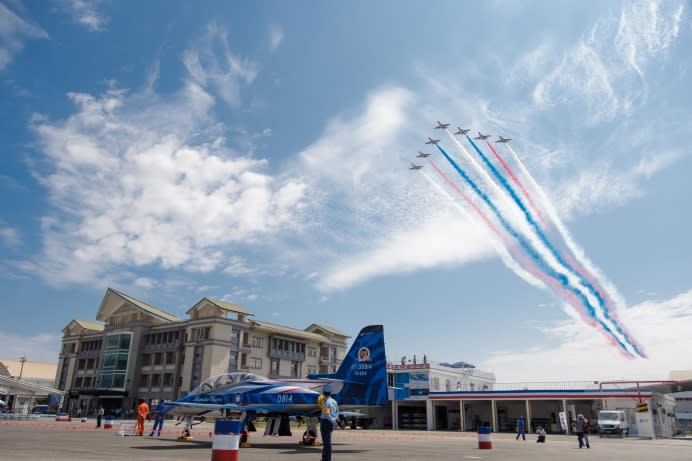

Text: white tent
xmin=0 ymin=399 xmax=6 ymax=406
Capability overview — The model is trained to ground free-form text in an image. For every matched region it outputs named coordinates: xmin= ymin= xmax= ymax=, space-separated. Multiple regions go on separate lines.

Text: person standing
xmin=317 ymin=384 xmax=339 ymax=461
xmin=96 ymin=405 xmax=104 ymax=428
xmin=574 ymin=414 xmax=590 ymax=448
xmin=515 ymin=416 xmax=526 ymax=440
xmin=136 ymin=399 xmax=149 ymax=436
xmin=149 ymin=400 xmax=166 ymax=437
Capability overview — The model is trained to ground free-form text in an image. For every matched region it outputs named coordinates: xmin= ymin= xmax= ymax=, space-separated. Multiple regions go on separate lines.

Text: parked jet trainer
xmin=164 ymin=325 xmax=388 ymax=444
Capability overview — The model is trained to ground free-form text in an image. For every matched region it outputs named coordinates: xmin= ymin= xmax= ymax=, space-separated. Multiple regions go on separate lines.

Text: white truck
xmin=597 ymin=410 xmax=629 ymax=437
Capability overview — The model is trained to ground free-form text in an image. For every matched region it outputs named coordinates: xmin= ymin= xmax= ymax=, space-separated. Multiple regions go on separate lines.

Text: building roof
xmin=186 ymin=297 xmax=254 ymax=316
xmin=251 ymin=320 xmax=331 ymax=341
xmin=306 ymin=323 xmax=349 ymax=338
xmin=0 ymin=359 xmax=57 ymax=381
xmin=97 ymin=287 xmax=179 ymax=323
xmin=72 ymin=320 xmax=105 ymax=331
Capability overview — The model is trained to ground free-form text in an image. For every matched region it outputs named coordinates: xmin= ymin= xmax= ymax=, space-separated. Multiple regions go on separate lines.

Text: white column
xmin=426 ymin=400 xmax=434 ymax=431
xmin=392 ymin=400 xmax=399 ymax=430
xmin=459 ymin=400 xmax=465 ymax=432
xmin=525 ymin=400 xmax=532 ymax=433
xmin=491 ymin=400 xmax=497 ymax=433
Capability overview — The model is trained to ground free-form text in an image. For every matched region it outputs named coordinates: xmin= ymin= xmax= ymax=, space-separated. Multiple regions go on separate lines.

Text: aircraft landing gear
xmin=301 ymin=417 xmax=320 ymax=446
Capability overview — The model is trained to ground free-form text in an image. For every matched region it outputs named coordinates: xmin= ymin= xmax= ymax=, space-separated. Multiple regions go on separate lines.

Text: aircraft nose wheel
xmin=302 ymin=429 xmax=317 ymax=446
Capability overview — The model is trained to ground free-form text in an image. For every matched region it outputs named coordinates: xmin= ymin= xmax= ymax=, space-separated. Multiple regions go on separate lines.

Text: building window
xmin=307 ymin=366 xmax=317 ymax=376
xmin=193 ymin=327 xmax=211 ymax=341
xmin=77 ymin=359 xmax=86 ymax=370
xmin=83 ymin=377 xmax=91 ymax=388
xmin=140 ymin=375 xmax=149 ymax=387
xmin=86 ymin=358 xmax=95 ymax=369
xmin=270 ymin=359 xmax=280 ymax=375
xmin=142 ymin=353 xmax=151 ymax=366
xmin=250 ymin=358 xmax=262 ymax=369
xmin=163 ymin=373 xmax=174 ymax=387
xmin=99 ymin=333 xmax=131 ymax=389
xmin=290 ymin=361 xmax=300 ymax=378
xmin=165 ymin=352 xmax=176 ymax=365
xmin=74 ymin=377 xmax=83 ymax=388
xmin=307 ymin=346 xmax=317 ymax=357
xmin=153 ymin=353 xmax=162 ymax=365
xmin=151 ymin=374 xmax=161 ymax=387
xmin=251 ymin=336 xmax=264 ymax=348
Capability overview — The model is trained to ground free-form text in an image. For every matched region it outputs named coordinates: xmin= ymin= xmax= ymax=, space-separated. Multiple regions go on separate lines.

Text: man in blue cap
xmin=317 ymin=384 xmax=339 ymax=461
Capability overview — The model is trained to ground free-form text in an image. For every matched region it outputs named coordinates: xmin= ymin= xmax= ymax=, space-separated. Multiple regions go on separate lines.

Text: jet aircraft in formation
xmin=435 ymin=121 xmax=450 ymax=130
xmin=416 ymin=151 xmax=431 ymax=158
xmin=409 ymin=163 xmax=423 ymax=170
xmin=426 ymin=137 xmax=440 ymax=145
xmin=496 ymin=136 xmax=511 ymax=143
xmin=474 ymin=132 xmax=490 ymax=140
xmin=454 ymin=127 xmax=470 ymax=135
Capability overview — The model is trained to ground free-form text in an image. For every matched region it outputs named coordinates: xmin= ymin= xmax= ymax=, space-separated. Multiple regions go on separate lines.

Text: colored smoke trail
xmin=463 ymin=135 xmax=642 ymax=357
xmin=435 ymin=143 xmax=640 ymax=357
xmin=422 ymin=163 xmax=544 ymax=288
xmin=502 ymin=143 xmax=646 ymax=357
xmin=484 ymin=141 xmax=549 ymax=231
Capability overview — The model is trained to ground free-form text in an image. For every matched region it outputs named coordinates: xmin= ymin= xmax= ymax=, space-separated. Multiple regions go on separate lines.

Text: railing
xmin=269 ymin=350 xmax=305 ymax=361
xmin=444 ymin=381 xmax=656 ymax=392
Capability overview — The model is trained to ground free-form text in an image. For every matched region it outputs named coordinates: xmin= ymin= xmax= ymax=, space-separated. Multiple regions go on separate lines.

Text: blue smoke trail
xmin=435 ymin=144 xmax=635 ymax=357
xmin=464 ymin=136 xmax=643 ymax=358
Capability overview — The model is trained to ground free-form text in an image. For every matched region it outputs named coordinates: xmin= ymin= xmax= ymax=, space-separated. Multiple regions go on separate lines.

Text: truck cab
xmin=597 ymin=410 xmax=629 ymax=437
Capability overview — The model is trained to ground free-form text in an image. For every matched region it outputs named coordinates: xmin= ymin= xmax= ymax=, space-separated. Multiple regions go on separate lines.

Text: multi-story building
xmin=56 ymin=287 xmax=348 ymax=415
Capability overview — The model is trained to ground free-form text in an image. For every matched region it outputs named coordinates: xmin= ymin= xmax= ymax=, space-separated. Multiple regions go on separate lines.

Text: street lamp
xmin=18 ymin=355 xmax=26 ymax=380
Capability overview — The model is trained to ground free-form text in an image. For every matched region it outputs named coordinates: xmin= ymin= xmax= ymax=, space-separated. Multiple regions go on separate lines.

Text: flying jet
xmin=409 ymin=163 xmax=423 ymax=170
xmin=425 ymin=137 xmax=440 ymax=145
xmin=163 ymin=325 xmax=388 ymax=446
xmin=435 ymin=121 xmax=450 ymax=130
xmin=474 ymin=132 xmax=490 ymax=140
xmin=454 ymin=127 xmax=470 ymax=135
xmin=496 ymin=136 xmax=511 ymax=143
xmin=416 ymin=151 xmax=431 ymax=158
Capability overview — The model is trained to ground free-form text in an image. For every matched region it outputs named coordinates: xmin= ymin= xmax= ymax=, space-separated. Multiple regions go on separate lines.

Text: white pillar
xmin=525 ymin=400 xmax=532 ymax=433
xmin=459 ymin=400 xmax=465 ymax=432
xmin=392 ymin=400 xmax=399 ymax=430
xmin=491 ymin=400 xmax=497 ymax=433
xmin=426 ymin=400 xmax=434 ymax=431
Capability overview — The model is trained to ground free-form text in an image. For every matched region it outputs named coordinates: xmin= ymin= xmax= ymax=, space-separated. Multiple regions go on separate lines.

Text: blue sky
xmin=1 ymin=0 xmax=691 ymax=381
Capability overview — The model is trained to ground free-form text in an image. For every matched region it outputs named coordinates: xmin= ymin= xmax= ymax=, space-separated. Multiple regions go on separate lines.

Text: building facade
xmin=56 ymin=287 xmax=348 ymax=415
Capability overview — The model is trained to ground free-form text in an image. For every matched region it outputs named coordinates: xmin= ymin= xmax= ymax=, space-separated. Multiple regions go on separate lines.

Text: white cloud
xmin=63 ymin=0 xmax=109 ymax=31
xmin=134 ymin=277 xmax=157 ymax=289
xmin=0 ymin=225 xmax=21 ymax=247
xmin=183 ymin=22 xmax=259 ymax=108
xmin=319 ymin=214 xmax=494 ymax=291
xmin=0 ymin=331 xmax=61 ymax=363
xmin=553 ymin=149 xmax=682 ymax=218
xmin=531 ymin=0 xmax=684 ymax=124
xmin=269 ymin=24 xmax=283 ymax=51
xmin=480 ymin=289 xmax=692 ymax=381
xmin=25 ymin=69 xmax=307 ymax=285
xmin=0 ymin=3 xmax=47 ymax=71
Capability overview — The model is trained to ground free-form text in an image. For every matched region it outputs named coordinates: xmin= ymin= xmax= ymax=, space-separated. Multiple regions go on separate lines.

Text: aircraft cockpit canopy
xmin=188 ymin=372 xmax=264 ymax=396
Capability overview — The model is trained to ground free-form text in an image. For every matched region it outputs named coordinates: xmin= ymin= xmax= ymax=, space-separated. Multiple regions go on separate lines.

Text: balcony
xmin=268 ymin=350 xmax=305 ymax=361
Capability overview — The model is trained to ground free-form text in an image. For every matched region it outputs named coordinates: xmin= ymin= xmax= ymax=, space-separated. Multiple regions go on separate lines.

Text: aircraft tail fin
xmin=310 ymin=325 xmax=388 ymax=407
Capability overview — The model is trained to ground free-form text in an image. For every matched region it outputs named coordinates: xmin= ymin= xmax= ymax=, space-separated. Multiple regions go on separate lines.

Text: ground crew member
xmin=136 ymin=399 xmax=149 ymax=436
xmin=149 ymin=400 xmax=166 ymax=437
xmin=317 ymin=384 xmax=339 ymax=461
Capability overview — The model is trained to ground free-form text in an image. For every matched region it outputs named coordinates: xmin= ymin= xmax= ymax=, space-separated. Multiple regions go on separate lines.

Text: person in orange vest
xmin=136 ymin=399 xmax=149 ymax=436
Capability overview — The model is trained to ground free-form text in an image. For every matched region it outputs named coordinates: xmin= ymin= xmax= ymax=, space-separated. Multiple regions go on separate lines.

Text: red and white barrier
xmin=211 ymin=419 xmax=242 ymax=461
xmin=477 ymin=426 xmax=492 ymax=449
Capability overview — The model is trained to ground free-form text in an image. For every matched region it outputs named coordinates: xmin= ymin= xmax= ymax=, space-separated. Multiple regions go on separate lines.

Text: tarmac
xmin=1 ymin=419 xmax=691 ymax=461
